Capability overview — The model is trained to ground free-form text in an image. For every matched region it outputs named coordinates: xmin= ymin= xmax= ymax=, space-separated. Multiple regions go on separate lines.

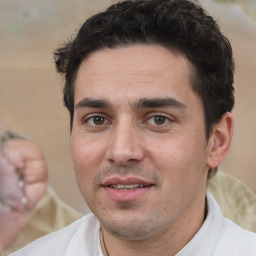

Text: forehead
xmin=74 ymin=45 xmax=197 ymax=105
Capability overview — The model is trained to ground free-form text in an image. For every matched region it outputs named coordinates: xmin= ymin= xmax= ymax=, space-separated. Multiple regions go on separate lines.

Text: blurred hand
xmin=0 ymin=139 xmax=48 ymax=250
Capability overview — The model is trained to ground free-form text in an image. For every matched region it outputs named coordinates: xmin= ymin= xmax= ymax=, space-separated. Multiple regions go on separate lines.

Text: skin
xmin=71 ymin=45 xmax=233 ymax=256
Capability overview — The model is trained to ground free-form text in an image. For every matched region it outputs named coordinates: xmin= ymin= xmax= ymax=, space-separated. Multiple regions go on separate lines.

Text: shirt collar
xmin=175 ymin=190 xmax=224 ymax=255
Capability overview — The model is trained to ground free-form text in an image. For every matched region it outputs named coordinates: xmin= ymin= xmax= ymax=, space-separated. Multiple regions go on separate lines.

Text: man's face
xmin=71 ymin=45 xmax=212 ymax=240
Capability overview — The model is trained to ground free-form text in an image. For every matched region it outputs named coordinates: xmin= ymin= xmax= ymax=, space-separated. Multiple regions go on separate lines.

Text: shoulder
xmin=9 ymin=214 xmax=99 ymax=256
xmin=214 ymin=218 xmax=256 ymax=255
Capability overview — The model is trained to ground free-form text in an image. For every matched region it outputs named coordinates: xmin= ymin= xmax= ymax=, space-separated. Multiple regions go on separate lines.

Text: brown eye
xmin=93 ymin=116 xmax=105 ymax=125
xmin=86 ymin=116 xmax=106 ymax=126
xmin=153 ymin=116 xmax=166 ymax=125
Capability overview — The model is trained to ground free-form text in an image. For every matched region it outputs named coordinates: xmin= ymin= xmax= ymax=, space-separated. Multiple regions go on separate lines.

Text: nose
xmin=106 ymin=121 xmax=145 ymax=166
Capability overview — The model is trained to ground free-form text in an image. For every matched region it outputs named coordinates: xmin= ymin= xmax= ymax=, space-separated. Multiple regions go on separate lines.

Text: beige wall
xmin=0 ymin=0 xmax=255 ymax=214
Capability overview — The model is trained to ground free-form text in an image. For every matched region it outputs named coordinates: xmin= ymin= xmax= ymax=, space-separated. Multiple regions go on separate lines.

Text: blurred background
xmin=0 ymin=0 xmax=255 ymax=214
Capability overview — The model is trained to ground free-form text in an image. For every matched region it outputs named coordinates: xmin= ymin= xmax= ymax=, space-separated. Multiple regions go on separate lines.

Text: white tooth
xmin=111 ymin=184 xmax=145 ymax=190
xmin=124 ymin=184 xmax=135 ymax=189
xmin=110 ymin=184 xmax=144 ymax=191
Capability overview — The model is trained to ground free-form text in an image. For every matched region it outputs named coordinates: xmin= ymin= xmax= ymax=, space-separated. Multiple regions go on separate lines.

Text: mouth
xmin=108 ymin=184 xmax=149 ymax=191
xmin=102 ymin=177 xmax=154 ymax=201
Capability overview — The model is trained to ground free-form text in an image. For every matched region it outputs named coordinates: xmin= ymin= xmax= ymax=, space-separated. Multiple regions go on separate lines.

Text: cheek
xmin=71 ymin=133 xmax=102 ymax=163
xmin=70 ymin=143 xmax=97 ymax=205
xmin=148 ymin=137 xmax=190 ymax=168
xmin=70 ymin=135 xmax=107 ymax=184
xmin=148 ymin=135 xmax=207 ymax=179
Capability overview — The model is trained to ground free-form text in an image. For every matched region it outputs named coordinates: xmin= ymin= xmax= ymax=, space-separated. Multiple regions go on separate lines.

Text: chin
xmin=104 ymin=225 xmax=155 ymax=241
xmin=100 ymin=212 xmax=163 ymax=241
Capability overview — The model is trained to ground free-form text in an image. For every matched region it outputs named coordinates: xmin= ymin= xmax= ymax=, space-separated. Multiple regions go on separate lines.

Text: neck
xmin=101 ymin=194 xmax=207 ymax=256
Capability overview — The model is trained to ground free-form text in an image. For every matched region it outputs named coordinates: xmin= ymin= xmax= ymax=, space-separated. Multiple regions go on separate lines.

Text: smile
xmin=109 ymin=184 xmax=146 ymax=190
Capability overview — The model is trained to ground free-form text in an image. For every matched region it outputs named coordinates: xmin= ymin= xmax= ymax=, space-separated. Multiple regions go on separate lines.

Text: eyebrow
xmin=134 ymin=97 xmax=186 ymax=109
xmin=75 ymin=98 xmax=111 ymax=109
xmin=75 ymin=97 xmax=186 ymax=110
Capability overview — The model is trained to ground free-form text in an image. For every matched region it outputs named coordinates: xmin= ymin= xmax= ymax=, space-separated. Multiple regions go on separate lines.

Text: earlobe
xmin=207 ymin=112 xmax=234 ymax=168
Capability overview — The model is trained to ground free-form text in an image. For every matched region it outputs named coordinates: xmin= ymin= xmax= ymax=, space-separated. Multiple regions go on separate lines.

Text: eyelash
xmin=82 ymin=113 xmax=174 ymax=130
xmin=146 ymin=114 xmax=173 ymax=126
xmin=83 ymin=114 xmax=111 ymax=126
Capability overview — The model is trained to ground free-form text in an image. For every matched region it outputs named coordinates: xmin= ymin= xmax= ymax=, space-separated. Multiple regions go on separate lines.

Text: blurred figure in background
xmin=0 ymin=123 xmax=81 ymax=256
xmin=0 ymin=121 xmax=48 ymax=251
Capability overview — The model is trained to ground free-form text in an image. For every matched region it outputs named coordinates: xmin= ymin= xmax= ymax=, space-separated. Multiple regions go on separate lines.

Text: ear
xmin=207 ymin=112 xmax=234 ymax=168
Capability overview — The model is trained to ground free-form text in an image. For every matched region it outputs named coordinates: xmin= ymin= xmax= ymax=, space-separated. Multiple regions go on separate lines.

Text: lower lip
xmin=104 ymin=186 xmax=152 ymax=202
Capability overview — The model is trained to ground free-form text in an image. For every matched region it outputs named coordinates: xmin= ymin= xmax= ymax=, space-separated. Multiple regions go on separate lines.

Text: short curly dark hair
xmin=54 ymin=0 xmax=235 ymax=139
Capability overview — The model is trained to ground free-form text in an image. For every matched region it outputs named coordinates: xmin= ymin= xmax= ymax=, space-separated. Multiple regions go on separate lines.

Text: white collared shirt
xmin=10 ymin=191 xmax=256 ymax=256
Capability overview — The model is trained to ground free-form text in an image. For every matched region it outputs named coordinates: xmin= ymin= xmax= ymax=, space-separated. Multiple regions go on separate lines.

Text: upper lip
xmin=102 ymin=177 xmax=153 ymax=187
